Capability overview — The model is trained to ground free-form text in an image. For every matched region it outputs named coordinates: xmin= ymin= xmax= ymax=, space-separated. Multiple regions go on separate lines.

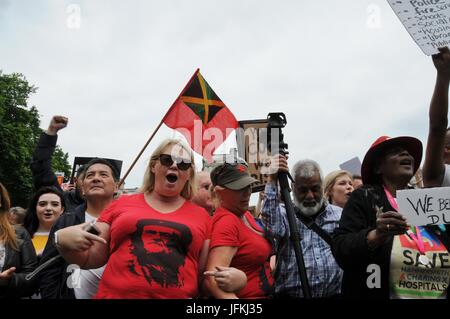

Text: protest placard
xmin=397 ymin=186 xmax=450 ymax=226
xmin=387 ymin=0 xmax=450 ymax=55
xmin=236 ymin=119 xmax=270 ymax=193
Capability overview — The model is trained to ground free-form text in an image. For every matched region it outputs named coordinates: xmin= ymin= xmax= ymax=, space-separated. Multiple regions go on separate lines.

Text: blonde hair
xmin=323 ymin=170 xmax=352 ymax=204
xmin=141 ymin=139 xmax=196 ymax=200
xmin=210 ymin=185 xmax=222 ymax=211
xmin=0 ymin=183 xmax=18 ymax=250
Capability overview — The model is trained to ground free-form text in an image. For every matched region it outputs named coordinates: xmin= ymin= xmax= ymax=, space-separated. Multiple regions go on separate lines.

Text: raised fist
xmin=47 ymin=116 xmax=68 ymax=136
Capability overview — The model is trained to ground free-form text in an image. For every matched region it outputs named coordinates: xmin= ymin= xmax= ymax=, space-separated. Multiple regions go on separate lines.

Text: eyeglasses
xmin=155 ymin=154 xmax=192 ymax=171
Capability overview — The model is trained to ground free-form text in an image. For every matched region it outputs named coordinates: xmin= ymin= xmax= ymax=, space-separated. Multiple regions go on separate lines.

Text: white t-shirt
xmin=442 ymin=164 xmax=450 ymax=187
xmin=73 ymin=212 xmax=105 ymax=299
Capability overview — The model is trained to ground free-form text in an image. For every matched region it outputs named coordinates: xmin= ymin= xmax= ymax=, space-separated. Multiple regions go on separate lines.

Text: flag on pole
xmin=163 ymin=69 xmax=238 ymax=162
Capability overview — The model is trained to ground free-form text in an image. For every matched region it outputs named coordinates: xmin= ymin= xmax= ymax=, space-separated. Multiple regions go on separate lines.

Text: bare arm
xmin=198 ymin=239 xmax=210 ymax=279
xmin=423 ymin=47 xmax=450 ymax=187
xmin=204 ymin=266 xmax=247 ymax=293
xmin=56 ymin=222 xmax=110 ymax=269
xmin=203 ymin=246 xmax=239 ymax=299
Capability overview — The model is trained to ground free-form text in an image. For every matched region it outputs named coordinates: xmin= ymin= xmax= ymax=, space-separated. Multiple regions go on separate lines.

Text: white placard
xmin=397 ymin=187 xmax=450 ymax=226
xmin=387 ymin=0 xmax=450 ymax=55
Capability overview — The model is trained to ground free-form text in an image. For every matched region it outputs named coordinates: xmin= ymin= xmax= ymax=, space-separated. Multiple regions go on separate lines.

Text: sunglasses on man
xmin=154 ymin=154 xmax=192 ymax=171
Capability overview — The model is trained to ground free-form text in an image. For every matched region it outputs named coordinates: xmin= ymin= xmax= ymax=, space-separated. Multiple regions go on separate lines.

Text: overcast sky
xmin=0 ymin=1 xmax=439 ymax=203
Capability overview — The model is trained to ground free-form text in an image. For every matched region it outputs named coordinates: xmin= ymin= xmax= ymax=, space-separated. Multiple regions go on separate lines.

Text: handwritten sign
xmin=397 ymin=187 xmax=450 ymax=226
xmin=387 ymin=0 xmax=450 ymax=55
xmin=236 ymin=119 xmax=270 ymax=193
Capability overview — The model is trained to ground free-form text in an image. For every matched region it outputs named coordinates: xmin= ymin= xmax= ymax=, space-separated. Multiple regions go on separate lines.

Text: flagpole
xmin=118 ymin=68 xmax=200 ymax=189
xmin=118 ymin=120 xmax=165 ymax=188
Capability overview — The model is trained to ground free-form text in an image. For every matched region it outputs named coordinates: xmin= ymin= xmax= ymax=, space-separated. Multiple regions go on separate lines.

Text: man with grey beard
xmin=261 ymin=155 xmax=343 ymax=298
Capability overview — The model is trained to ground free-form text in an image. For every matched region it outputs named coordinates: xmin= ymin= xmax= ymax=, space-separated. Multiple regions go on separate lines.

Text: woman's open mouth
xmin=399 ymin=159 xmax=413 ymax=168
xmin=166 ymin=173 xmax=178 ymax=183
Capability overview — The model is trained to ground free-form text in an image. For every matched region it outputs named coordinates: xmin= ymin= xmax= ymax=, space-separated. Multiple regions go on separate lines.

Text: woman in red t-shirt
xmin=55 ymin=139 xmax=213 ymax=298
xmin=203 ymin=162 xmax=274 ymax=299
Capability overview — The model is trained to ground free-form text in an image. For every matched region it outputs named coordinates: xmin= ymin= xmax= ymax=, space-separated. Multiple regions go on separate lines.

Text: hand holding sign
xmin=432 ymin=46 xmax=450 ymax=77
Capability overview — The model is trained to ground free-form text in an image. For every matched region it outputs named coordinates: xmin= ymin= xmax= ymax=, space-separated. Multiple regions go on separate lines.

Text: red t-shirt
xmin=210 ymin=207 xmax=274 ymax=298
xmin=94 ymin=193 xmax=211 ymax=299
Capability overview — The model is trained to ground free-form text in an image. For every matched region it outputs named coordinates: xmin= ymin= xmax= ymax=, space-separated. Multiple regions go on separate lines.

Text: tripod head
xmin=267 ymin=112 xmax=289 ymax=156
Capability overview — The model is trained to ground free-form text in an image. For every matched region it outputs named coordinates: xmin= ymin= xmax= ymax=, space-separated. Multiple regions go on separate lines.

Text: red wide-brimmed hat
xmin=361 ymin=136 xmax=423 ymax=185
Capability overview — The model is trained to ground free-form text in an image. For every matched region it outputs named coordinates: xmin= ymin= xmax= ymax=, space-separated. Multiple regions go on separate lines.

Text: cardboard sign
xmin=339 ymin=157 xmax=362 ymax=176
xmin=387 ymin=0 xmax=450 ymax=55
xmin=397 ymin=187 xmax=450 ymax=226
xmin=70 ymin=157 xmax=123 ymax=183
xmin=236 ymin=119 xmax=271 ymax=193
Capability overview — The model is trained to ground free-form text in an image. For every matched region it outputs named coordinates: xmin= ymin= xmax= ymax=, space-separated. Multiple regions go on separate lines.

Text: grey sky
xmin=0 ymin=1 xmax=438 ymax=198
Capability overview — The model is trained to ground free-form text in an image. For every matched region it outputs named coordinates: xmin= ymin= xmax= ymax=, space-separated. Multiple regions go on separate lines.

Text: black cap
xmin=210 ymin=162 xmax=258 ymax=190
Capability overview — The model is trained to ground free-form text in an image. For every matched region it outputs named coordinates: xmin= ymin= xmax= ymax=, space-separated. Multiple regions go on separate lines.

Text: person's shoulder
xmin=326 ymin=203 xmax=343 ymax=214
xmin=211 ymin=208 xmax=238 ymax=224
xmin=349 ymin=184 xmax=382 ymax=201
xmin=114 ymin=192 xmax=144 ymax=205
xmin=60 ymin=207 xmax=84 ymax=220
xmin=14 ymin=225 xmax=30 ymax=239
xmin=184 ymin=200 xmax=211 ymax=219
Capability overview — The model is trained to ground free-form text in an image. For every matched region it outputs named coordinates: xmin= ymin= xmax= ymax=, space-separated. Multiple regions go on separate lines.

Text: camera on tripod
xmin=267 ymin=112 xmax=289 ymax=156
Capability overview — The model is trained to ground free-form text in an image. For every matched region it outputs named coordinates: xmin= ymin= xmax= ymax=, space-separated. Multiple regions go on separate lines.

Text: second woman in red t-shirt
xmin=204 ymin=161 xmax=274 ymax=299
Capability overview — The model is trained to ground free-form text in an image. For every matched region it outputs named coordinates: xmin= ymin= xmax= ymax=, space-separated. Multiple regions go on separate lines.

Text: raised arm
xmin=423 ymin=48 xmax=450 ymax=187
xmin=31 ymin=115 xmax=68 ymax=190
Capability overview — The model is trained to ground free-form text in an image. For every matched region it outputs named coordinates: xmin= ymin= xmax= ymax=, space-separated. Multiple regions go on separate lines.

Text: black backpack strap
xmin=294 ymin=208 xmax=333 ymax=246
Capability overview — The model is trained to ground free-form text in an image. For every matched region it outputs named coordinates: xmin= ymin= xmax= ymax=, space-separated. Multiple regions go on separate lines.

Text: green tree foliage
xmin=0 ymin=71 xmax=71 ymax=207
xmin=52 ymin=145 xmax=71 ymax=179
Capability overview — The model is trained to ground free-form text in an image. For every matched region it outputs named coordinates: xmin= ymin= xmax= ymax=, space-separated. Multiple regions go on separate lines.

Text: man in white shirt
xmin=39 ymin=158 xmax=118 ymax=299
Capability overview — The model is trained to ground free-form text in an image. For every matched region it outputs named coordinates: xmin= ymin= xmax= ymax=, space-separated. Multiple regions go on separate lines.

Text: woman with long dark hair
xmin=23 ymin=186 xmax=65 ymax=256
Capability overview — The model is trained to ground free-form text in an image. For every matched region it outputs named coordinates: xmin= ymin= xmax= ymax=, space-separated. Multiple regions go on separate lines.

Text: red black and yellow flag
xmin=163 ymin=69 xmax=238 ymax=161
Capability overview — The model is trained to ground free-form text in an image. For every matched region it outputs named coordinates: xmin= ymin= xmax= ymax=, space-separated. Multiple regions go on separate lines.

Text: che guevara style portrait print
xmin=128 ymin=219 xmax=193 ymax=288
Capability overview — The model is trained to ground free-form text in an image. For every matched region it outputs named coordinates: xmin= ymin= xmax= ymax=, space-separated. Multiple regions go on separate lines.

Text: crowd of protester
xmin=1 ymin=49 xmax=450 ymax=299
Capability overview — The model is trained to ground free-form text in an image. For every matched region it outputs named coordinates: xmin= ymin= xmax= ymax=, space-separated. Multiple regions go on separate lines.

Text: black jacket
xmin=30 ymin=132 xmax=85 ymax=211
xmin=0 ymin=226 xmax=38 ymax=298
xmin=38 ymin=204 xmax=86 ymax=299
xmin=333 ymin=185 xmax=450 ymax=299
